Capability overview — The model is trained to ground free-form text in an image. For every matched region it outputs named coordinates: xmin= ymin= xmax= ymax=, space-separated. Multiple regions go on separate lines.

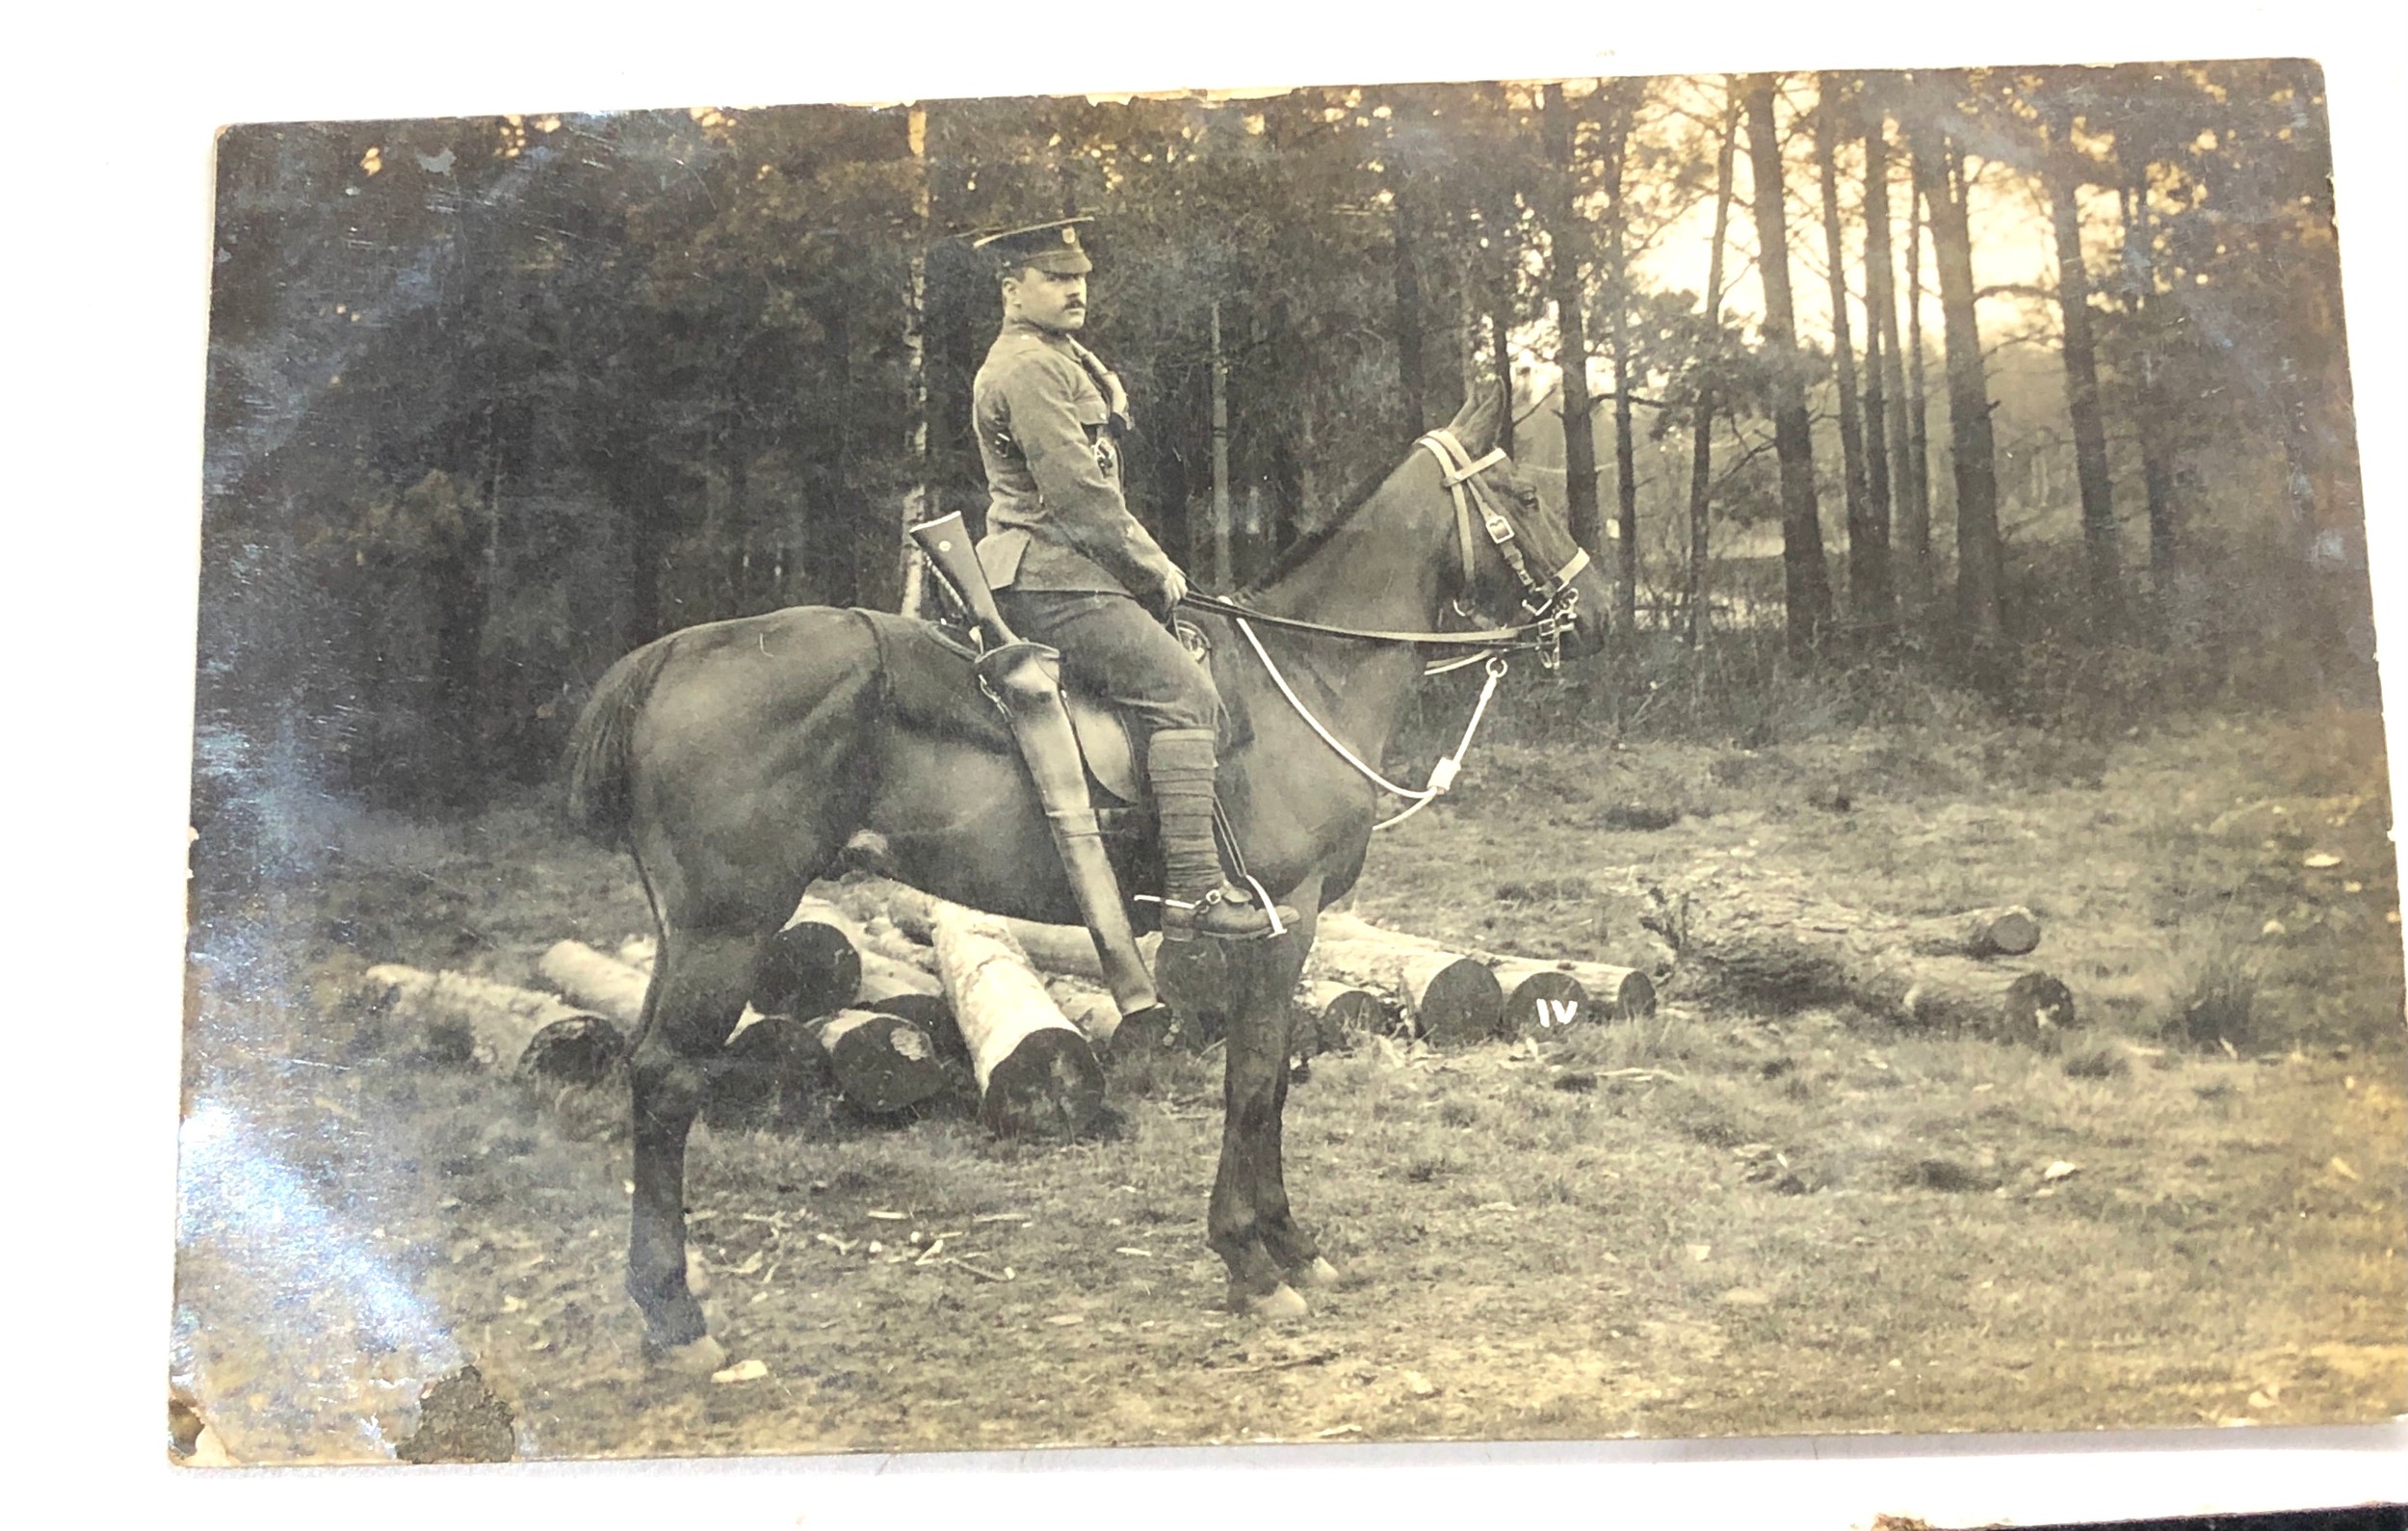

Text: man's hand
xmin=1149 ymin=562 xmax=1189 ymax=621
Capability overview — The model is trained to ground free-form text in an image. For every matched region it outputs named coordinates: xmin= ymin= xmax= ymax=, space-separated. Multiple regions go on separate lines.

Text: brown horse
xmin=563 ymin=384 xmax=1611 ymax=1369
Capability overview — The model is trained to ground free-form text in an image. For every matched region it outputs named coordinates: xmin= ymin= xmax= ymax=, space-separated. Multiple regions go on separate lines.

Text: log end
xmin=865 ymin=991 xmax=964 ymax=1062
xmin=1981 ymin=907 xmax=2043 ymax=958
xmin=1414 ymin=957 xmax=1505 ymax=1047
xmin=705 ymin=1016 xmax=828 ymax=1133
xmin=979 ymin=1028 xmax=1106 ymax=1139
xmin=2000 ymin=971 xmax=2078 ymax=1047
xmin=1152 ymin=938 xmax=1236 ymax=1047
xmin=1312 ymin=989 xmax=1386 ymax=1053
xmin=1503 ymin=971 xmax=1589 ymax=1039
xmin=1610 ymin=969 xmax=1658 ymax=1021
xmin=752 ymin=922 xmax=863 ymax=1019
xmin=819 ymin=1010 xmax=949 ymax=1115
xmin=515 ymin=1016 xmax=626 ymax=1088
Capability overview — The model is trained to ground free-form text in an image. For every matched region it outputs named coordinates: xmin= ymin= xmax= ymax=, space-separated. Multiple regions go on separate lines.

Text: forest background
xmin=193 ymin=61 xmax=2373 ymax=834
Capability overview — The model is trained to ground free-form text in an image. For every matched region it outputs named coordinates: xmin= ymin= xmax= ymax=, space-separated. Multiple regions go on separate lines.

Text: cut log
xmin=1499 ymin=967 xmax=1589 ymax=1038
xmin=1316 ymin=911 xmax=1647 ymax=1025
xmin=1556 ymin=963 xmax=1655 ymax=1022
xmin=1652 ymin=885 xmax=2076 ymax=1041
xmin=927 ymin=902 xmax=1106 ymax=1138
xmin=858 ymin=969 xmax=958 ymax=1042
xmin=797 ymin=894 xmax=930 ymax=966
xmin=789 ymin=895 xmax=942 ymax=1001
xmin=1148 ymin=937 xmax=1234 ymax=1049
xmin=1501 ymin=959 xmax=1655 ymax=1024
xmin=1307 ymin=934 xmax=1504 ymax=1045
xmin=858 ymin=880 xmax=1163 ymax=986
xmin=539 ymin=939 xmax=652 ymax=1029
xmin=750 ymin=921 xmax=862 ymax=1019
xmin=812 ymin=1009 xmax=949 ymax=1114
xmin=360 ymin=963 xmax=624 ymax=1085
xmin=1298 ymin=979 xmax=1384 ymax=1053
xmin=1905 ymin=905 xmax=2042 ymax=959
xmin=704 ymin=1016 xmax=826 ymax=1133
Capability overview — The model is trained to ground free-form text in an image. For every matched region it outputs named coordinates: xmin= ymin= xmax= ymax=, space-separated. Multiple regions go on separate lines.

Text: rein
xmin=1190 ymin=429 xmax=1588 ymax=831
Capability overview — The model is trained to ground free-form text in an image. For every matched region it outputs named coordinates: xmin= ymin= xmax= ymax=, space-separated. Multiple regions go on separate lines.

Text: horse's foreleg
xmin=626 ymin=929 xmax=756 ymax=1371
xmin=1251 ymin=995 xmax=1335 ymax=1285
xmin=1253 ymin=887 xmax=1335 ymax=1288
xmin=1205 ymin=918 xmax=1315 ymax=1318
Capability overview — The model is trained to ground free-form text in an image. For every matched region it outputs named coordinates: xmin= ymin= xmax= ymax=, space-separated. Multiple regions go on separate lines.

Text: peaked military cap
xmin=973 ymin=216 xmax=1094 ymax=275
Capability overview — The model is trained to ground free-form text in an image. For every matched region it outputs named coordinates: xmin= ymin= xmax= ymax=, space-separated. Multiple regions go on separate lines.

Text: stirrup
xmin=1155 ymin=884 xmax=1297 ymax=943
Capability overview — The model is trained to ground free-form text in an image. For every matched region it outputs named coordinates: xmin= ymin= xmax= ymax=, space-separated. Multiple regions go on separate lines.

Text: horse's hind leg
xmin=626 ymin=926 xmax=758 ymax=1371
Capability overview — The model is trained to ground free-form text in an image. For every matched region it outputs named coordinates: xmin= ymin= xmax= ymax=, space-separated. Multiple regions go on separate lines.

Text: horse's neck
xmin=1239 ymin=465 xmax=1457 ymax=740
xmin=1249 ymin=463 xmax=1457 ymax=633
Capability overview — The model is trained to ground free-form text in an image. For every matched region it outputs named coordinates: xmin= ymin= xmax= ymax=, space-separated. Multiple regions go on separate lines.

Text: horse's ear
xmin=1444 ymin=381 xmax=1505 ymax=458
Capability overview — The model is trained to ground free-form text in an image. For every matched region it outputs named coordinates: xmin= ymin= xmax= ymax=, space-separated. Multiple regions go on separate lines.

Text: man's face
xmin=1003 ymin=266 xmax=1087 ymax=332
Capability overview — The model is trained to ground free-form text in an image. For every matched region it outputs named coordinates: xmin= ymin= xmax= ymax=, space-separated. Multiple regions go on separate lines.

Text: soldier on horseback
xmin=964 ymin=217 xmax=1290 ymax=942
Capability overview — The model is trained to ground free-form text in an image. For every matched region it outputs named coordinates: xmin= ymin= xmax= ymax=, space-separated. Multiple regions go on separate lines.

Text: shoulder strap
xmin=1062 ymin=339 xmax=1133 ymax=434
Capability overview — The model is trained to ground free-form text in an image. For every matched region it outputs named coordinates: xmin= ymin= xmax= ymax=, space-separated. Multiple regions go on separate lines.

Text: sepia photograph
xmin=162 ymin=15 xmax=2403 ymax=1484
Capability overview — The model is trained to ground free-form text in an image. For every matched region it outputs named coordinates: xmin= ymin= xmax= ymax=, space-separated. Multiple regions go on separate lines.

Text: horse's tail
xmin=563 ymin=636 xmax=679 ymax=844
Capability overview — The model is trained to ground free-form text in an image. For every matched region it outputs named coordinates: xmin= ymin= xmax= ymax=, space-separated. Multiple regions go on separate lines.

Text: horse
xmin=563 ymin=383 xmax=1613 ymax=1370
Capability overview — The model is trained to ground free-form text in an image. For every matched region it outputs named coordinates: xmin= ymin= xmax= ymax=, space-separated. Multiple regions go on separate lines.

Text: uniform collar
xmin=1001 ymin=316 xmax=1078 ymax=347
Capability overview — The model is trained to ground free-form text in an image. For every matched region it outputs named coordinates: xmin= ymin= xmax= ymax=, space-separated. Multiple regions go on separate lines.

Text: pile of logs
xmin=353 ymin=869 xmax=2075 ymax=1134
xmin=1309 ymin=911 xmax=1657 ymax=1044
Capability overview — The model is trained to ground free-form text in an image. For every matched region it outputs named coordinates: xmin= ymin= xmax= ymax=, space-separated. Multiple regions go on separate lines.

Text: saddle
xmin=856 ymin=608 xmax=1208 ymax=813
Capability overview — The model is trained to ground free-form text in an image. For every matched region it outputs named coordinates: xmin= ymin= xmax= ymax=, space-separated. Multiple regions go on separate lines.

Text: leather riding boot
xmin=1146 ymin=727 xmax=1296 ymax=941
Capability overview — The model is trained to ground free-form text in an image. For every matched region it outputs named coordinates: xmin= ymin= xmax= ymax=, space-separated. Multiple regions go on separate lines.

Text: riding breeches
xmin=992 ymin=590 xmax=1218 ymax=736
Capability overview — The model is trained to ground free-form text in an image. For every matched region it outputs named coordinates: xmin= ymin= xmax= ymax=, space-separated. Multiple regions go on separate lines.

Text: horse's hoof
xmin=1241 ymin=1282 xmax=1310 ymax=1321
xmin=644 ymin=1333 xmax=728 ymax=1377
xmin=1291 ymin=1256 xmax=1343 ymax=1290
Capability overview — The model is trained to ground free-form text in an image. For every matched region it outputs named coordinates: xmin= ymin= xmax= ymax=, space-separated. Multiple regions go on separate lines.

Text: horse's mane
xmin=1229 ymin=388 xmax=1505 ymax=598
xmin=1231 ymin=462 xmax=1400 ymax=598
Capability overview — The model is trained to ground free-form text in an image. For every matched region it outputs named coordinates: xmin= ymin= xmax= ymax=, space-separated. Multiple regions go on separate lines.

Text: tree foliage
xmin=195 ymin=65 xmax=2371 ymax=816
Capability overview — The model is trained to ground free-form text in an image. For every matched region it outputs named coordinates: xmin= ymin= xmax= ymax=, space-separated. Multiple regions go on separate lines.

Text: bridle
xmin=1177 ymin=428 xmax=1590 ymax=674
xmin=1427 ymin=428 xmax=1591 ymax=663
xmin=1176 ymin=428 xmax=1595 ymax=830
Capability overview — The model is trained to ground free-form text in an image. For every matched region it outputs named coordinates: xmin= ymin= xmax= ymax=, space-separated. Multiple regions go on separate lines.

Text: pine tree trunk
xmin=1817 ymin=75 xmax=1885 ymax=630
xmin=901 ymin=105 xmax=931 ymax=617
xmin=1742 ymin=73 xmax=1834 ymax=659
xmin=2120 ymin=178 xmax=2178 ymax=597
xmin=1910 ymin=100 xmax=2004 ymax=650
xmin=1685 ymin=87 xmax=1741 ymax=648
xmin=1860 ymin=87 xmax=1913 ymax=627
xmin=2047 ymin=119 xmax=2120 ymax=629
xmin=1211 ymin=301 xmax=1233 ymax=590
xmin=1602 ymin=92 xmax=1641 ymax=635
xmin=1539 ymin=82 xmax=1603 ymax=560
xmin=1901 ymin=178 xmax=1935 ymax=620
xmin=1485 ymin=185 xmax=1518 ymax=455
xmin=1389 ymin=115 xmax=1428 ymax=440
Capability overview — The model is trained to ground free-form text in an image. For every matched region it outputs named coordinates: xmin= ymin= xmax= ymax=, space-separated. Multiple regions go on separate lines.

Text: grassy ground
xmin=172 ymin=706 xmax=2406 ymax=1463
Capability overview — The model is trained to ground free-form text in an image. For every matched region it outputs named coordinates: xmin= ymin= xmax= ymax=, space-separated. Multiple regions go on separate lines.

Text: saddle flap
xmin=1063 ymin=693 xmax=1141 ymax=805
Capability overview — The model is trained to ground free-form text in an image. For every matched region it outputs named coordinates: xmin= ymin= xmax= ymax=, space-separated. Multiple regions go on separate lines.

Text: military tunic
xmin=970 ymin=318 xmax=1217 ymax=737
xmin=973 ymin=319 xmax=1178 ymax=599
